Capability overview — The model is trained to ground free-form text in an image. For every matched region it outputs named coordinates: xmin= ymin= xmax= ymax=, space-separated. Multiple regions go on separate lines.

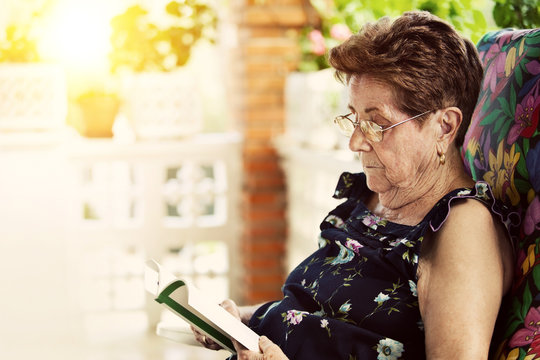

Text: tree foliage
xmin=299 ymin=0 xmax=539 ymax=71
xmin=300 ymin=0 xmax=492 ymax=71
xmin=492 ymin=0 xmax=540 ymax=28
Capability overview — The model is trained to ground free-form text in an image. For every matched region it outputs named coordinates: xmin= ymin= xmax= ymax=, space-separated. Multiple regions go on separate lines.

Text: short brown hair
xmin=328 ymin=11 xmax=483 ymax=148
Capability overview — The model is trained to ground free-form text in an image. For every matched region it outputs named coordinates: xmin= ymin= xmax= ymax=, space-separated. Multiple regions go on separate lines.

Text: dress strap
xmin=424 ymin=182 xmax=516 ymax=247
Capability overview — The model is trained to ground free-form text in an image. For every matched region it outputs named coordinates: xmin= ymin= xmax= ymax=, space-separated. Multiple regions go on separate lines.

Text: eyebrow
xmin=346 ymin=105 xmax=380 ymax=114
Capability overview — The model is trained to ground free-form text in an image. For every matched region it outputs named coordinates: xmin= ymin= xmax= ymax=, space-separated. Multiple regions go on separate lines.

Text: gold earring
xmin=439 ymin=153 xmax=446 ymax=165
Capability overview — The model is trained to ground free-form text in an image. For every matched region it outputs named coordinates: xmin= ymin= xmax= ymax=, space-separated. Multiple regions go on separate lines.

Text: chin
xmin=365 ymin=174 xmax=390 ymax=194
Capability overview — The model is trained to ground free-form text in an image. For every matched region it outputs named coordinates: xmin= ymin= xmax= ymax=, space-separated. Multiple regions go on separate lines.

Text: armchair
xmin=461 ymin=28 xmax=540 ymax=359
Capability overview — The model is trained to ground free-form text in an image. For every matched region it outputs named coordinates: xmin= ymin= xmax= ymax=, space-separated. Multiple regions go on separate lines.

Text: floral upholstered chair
xmin=461 ymin=28 xmax=540 ymax=359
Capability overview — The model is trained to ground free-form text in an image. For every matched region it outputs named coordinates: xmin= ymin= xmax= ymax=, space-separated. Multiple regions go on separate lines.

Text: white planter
xmin=0 ymin=63 xmax=67 ymax=131
xmin=284 ymin=68 xmax=348 ymax=150
xmin=122 ymin=71 xmax=203 ymax=139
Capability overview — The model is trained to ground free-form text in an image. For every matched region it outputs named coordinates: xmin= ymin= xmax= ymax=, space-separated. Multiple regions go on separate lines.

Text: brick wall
xmin=228 ymin=0 xmax=316 ymax=304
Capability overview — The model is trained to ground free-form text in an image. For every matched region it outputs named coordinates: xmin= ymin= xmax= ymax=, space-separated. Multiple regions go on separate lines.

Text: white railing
xmin=62 ymin=133 xmax=243 ymax=326
xmin=0 ymin=131 xmax=243 ymax=353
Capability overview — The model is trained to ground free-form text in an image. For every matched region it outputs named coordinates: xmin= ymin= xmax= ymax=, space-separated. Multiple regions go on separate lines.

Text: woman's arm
xmin=417 ymin=199 xmax=513 ymax=359
xmin=231 ymin=301 xmax=264 ymax=325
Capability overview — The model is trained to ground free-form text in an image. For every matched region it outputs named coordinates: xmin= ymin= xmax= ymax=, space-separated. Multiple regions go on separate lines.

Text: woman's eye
xmin=372 ymin=115 xmax=388 ymax=126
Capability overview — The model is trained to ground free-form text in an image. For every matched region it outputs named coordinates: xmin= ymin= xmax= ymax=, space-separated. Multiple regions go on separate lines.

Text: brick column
xmin=227 ymin=0 xmax=314 ymax=304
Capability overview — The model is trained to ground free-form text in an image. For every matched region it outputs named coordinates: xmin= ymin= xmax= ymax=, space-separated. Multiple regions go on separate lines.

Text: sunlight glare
xmin=40 ymin=0 xmax=113 ymax=71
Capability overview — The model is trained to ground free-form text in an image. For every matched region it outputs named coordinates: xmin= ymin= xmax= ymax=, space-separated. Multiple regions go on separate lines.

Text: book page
xmin=145 ymin=259 xmax=260 ymax=353
xmin=186 ymin=285 xmax=260 ymax=351
xmin=144 ymin=259 xmax=177 ymax=295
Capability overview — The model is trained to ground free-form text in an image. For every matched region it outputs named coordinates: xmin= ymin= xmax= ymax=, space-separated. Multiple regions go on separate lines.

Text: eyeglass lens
xmin=335 ymin=115 xmax=383 ymax=141
xmin=359 ymin=120 xmax=382 ymax=142
xmin=336 ymin=116 xmax=355 ymax=135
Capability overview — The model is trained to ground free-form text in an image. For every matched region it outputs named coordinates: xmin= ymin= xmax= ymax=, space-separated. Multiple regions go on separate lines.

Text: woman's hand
xmin=236 ymin=336 xmax=288 ymax=360
xmin=190 ymin=299 xmax=242 ymax=351
xmin=190 ymin=324 xmax=222 ymax=350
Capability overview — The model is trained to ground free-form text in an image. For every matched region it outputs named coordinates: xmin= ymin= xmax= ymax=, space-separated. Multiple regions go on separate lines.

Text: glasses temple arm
xmin=382 ymin=110 xmax=433 ymax=131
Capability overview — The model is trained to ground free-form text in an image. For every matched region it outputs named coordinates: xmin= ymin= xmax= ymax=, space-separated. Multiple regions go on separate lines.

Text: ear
xmin=435 ymin=107 xmax=462 ymax=154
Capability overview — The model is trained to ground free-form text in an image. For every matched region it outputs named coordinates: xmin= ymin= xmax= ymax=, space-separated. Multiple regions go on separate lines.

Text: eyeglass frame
xmin=333 ymin=109 xmax=433 ymax=142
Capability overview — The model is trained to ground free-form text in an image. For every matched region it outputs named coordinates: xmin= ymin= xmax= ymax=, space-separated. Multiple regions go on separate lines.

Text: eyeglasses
xmin=333 ymin=110 xmax=433 ymax=142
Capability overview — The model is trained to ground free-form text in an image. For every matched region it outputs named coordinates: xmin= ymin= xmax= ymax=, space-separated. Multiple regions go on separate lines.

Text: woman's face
xmin=347 ymin=75 xmax=439 ymax=208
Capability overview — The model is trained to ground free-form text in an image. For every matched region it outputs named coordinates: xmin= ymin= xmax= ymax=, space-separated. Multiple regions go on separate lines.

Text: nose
xmin=349 ymin=127 xmax=372 ymax=153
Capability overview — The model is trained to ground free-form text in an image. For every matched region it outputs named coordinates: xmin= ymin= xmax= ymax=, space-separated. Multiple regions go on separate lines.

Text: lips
xmin=361 ymin=155 xmax=382 ymax=169
xmin=364 ymin=164 xmax=383 ymax=169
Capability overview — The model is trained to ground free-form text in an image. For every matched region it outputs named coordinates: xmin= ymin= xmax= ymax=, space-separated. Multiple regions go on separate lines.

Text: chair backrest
xmin=461 ymin=28 xmax=540 ymax=359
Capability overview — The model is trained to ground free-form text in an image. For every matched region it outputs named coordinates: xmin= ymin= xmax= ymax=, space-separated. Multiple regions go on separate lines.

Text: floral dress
xmin=244 ymin=172 xmax=509 ymax=360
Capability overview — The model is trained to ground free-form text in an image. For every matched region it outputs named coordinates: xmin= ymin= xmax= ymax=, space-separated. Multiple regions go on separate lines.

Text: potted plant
xmin=68 ymin=88 xmax=121 ymax=138
xmin=108 ymin=0 xmax=217 ymax=139
xmin=0 ymin=11 xmax=67 ymax=133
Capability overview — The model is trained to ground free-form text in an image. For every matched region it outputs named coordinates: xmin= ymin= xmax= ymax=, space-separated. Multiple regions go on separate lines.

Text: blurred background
xmin=0 ymin=0 xmax=537 ymax=359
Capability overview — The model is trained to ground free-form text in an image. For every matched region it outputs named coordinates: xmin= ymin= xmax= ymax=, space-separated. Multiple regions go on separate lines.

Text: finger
xmin=220 ymin=299 xmax=241 ymax=319
xmin=232 ymin=337 xmax=247 ymax=354
xmin=258 ymin=336 xmax=287 ymax=359
xmin=190 ymin=326 xmax=205 ymax=344
xmin=220 ymin=298 xmax=236 ymax=310
xmin=190 ymin=325 xmax=202 ymax=338
xmin=204 ymin=338 xmax=223 ymax=351
xmin=190 ymin=326 xmax=222 ymax=350
xmin=237 ymin=349 xmax=264 ymax=360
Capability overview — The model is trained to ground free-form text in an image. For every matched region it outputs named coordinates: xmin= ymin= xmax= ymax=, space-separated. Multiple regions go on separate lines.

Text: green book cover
xmin=145 ymin=259 xmax=260 ymax=354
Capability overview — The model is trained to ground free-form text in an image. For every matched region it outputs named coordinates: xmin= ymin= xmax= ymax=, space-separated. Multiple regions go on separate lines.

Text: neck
xmin=369 ymin=148 xmax=474 ymax=225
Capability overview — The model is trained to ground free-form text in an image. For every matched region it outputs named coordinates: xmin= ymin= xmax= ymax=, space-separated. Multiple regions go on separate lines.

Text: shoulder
xmin=419 ymin=197 xmax=514 ymax=293
xmin=421 ymin=198 xmax=502 ymax=261
xmin=416 ymin=197 xmax=514 ymax=359
xmin=443 ymin=196 xmax=498 ymax=228
xmin=426 ymin=182 xmax=506 ymax=231
xmin=423 ymin=195 xmax=510 ymax=257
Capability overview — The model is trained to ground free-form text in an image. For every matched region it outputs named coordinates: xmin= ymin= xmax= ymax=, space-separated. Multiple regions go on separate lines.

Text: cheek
xmin=376 ymin=143 xmax=428 ymax=183
xmin=382 ymin=158 xmax=413 ymax=183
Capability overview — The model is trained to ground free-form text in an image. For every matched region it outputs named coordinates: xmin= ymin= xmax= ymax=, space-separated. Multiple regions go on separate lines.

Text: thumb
xmin=237 ymin=349 xmax=264 ymax=360
xmin=259 ymin=336 xmax=274 ymax=353
xmin=259 ymin=336 xmax=287 ymax=358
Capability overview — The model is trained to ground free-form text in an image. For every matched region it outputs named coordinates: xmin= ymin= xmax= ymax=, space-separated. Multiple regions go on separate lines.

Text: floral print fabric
xmin=460 ymin=28 xmax=540 ymax=360
xmin=245 ymin=172 xmax=506 ymax=360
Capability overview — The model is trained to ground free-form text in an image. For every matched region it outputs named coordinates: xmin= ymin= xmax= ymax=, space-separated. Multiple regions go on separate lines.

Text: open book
xmin=144 ymin=259 xmax=260 ymax=354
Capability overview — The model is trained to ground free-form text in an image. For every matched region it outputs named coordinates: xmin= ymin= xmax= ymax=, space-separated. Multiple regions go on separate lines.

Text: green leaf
xmin=472 ymin=10 xmax=487 ymax=29
xmin=480 ymin=109 xmax=504 ymax=126
xmin=504 ymin=318 xmax=525 ymax=338
xmin=515 ymin=178 xmax=532 ymax=194
xmin=387 ymin=307 xmax=400 ymax=315
xmin=512 ymin=295 xmax=524 ymax=321
xmin=533 ymin=265 xmax=540 ymax=290
xmin=497 ymin=120 xmax=513 ymax=143
xmin=525 ymin=47 xmax=540 ymax=58
xmin=515 ymin=146 xmax=530 ymax=180
xmin=510 ymin=83 xmax=517 ymax=110
xmin=497 ymin=97 xmax=513 ymax=117
xmin=402 ymin=251 xmax=410 ymax=262
xmin=515 ymin=65 xmax=523 ymax=87
xmin=522 ymin=281 xmax=533 ymax=318
xmin=493 ymin=115 xmax=507 ymax=133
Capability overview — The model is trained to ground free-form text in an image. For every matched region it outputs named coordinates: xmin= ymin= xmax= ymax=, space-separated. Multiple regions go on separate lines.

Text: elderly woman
xmin=193 ymin=10 xmax=514 ymax=359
